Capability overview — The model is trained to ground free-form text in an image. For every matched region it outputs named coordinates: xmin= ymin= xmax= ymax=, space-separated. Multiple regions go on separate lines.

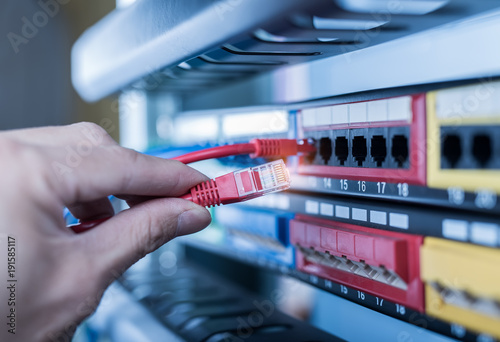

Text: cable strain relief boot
xmin=190 ymin=179 xmax=221 ymax=208
xmin=250 ymin=139 xmax=298 ymax=158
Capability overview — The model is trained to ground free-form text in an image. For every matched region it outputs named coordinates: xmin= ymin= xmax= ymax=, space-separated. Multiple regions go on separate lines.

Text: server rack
xmin=72 ymin=1 xmax=500 ymax=341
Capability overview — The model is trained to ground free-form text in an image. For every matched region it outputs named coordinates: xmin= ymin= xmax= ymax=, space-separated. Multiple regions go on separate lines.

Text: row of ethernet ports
xmin=305 ymin=127 xmax=410 ymax=169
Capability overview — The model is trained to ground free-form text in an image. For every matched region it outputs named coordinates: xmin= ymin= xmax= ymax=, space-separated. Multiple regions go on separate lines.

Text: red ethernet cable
xmin=69 ymin=159 xmax=291 ymax=233
xmin=172 ymin=138 xmax=315 ymax=164
xmin=69 ymin=139 xmax=311 ymax=232
xmin=180 ymin=159 xmax=290 ymax=207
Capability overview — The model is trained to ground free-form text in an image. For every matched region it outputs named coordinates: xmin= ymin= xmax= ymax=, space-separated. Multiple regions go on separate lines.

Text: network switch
xmin=427 ymin=81 xmax=500 ymax=193
xmin=144 ymin=82 xmax=500 ymax=342
xmin=421 ymin=237 xmax=500 ymax=339
xmin=290 ymin=216 xmax=424 ymax=311
xmin=298 ymin=95 xmax=426 ymax=185
xmin=213 ymin=205 xmax=295 ymax=266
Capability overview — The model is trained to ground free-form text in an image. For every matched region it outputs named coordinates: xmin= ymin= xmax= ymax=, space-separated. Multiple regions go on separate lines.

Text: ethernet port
xmin=442 ymin=134 xmax=461 ymax=168
xmin=472 ymin=134 xmax=491 ymax=168
xmin=391 ymin=135 xmax=408 ymax=168
xmin=371 ymin=135 xmax=387 ymax=167
xmin=335 ymin=136 xmax=348 ymax=166
xmin=319 ymin=137 xmax=332 ymax=165
xmin=305 ymin=138 xmax=317 ymax=164
xmin=352 ymin=136 xmax=367 ymax=167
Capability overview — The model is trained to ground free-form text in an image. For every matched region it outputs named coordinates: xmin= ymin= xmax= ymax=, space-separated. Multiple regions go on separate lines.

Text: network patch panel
xmin=185 ymin=193 xmax=500 ymax=341
xmin=71 ymin=1 xmax=500 ymax=340
xmin=427 ymin=81 xmax=500 ymax=193
xmin=421 ymin=237 xmax=500 ymax=339
xmin=198 ymin=188 xmax=500 ymax=340
xmin=157 ymin=81 xmax=500 ymax=341
xmin=213 ymin=205 xmax=295 ymax=266
xmin=298 ymin=94 xmax=426 ymax=185
xmin=290 ymin=216 xmax=424 ymax=311
xmin=117 ymin=81 xmax=500 ymax=342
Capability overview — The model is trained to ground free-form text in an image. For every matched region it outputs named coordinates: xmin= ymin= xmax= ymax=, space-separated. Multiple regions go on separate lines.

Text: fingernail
xmin=177 ymin=207 xmax=211 ymax=236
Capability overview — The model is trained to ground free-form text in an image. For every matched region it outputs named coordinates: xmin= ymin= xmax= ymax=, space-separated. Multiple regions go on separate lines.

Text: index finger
xmin=44 ymin=131 xmax=207 ymax=206
xmin=1 ymin=122 xmax=116 ymax=147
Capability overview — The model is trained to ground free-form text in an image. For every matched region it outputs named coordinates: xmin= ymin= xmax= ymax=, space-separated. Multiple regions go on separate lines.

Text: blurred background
xmin=0 ymin=0 xmax=118 ymax=139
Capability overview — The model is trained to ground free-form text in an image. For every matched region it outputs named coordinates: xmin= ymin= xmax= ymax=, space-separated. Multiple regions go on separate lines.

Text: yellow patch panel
xmin=421 ymin=237 xmax=500 ymax=337
xmin=421 ymin=237 xmax=500 ymax=299
xmin=427 ymin=84 xmax=500 ymax=193
xmin=426 ymin=284 xmax=500 ymax=339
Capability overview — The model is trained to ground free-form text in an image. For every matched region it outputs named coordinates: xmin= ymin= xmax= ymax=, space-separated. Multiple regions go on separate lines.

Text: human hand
xmin=0 ymin=122 xmax=211 ymax=341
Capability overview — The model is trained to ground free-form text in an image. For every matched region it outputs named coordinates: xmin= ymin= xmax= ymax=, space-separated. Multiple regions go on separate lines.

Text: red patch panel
xmin=298 ymin=94 xmax=427 ymax=185
xmin=290 ymin=215 xmax=424 ymax=312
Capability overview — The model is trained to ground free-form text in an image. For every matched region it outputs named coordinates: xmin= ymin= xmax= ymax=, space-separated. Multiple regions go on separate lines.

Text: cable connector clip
xmin=184 ymin=159 xmax=291 ymax=208
xmin=250 ymin=138 xmax=315 ymax=158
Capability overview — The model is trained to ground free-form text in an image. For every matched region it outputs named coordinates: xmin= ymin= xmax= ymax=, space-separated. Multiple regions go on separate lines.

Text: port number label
xmin=375 ymin=297 xmax=384 ymax=306
xmin=377 ymin=182 xmax=386 ymax=194
xmin=475 ymin=189 xmax=497 ymax=209
xmin=340 ymin=179 xmax=348 ymax=191
xmin=450 ymin=324 xmax=466 ymax=338
xmin=323 ymin=178 xmax=332 ymax=189
xmin=397 ymin=183 xmax=409 ymax=197
xmin=358 ymin=181 xmax=366 ymax=192
xmin=395 ymin=304 xmax=406 ymax=315
xmin=340 ymin=285 xmax=348 ymax=294
xmin=357 ymin=291 xmax=365 ymax=300
xmin=477 ymin=334 xmax=495 ymax=342
xmin=447 ymin=187 xmax=465 ymax=205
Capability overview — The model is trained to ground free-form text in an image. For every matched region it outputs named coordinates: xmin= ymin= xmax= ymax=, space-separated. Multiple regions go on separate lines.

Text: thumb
xmin=81 ymin=198 xmax=211 ymax=281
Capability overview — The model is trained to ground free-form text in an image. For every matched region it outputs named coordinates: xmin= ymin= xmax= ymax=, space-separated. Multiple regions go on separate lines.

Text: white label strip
xmin=352 ymin=208 xmax=367 ymax=222
xmin=349 ymin=102 xmax=367 ymax=123
xmin=442 ymin=219 xmax=468 ymax=241
xmin=388 ymin=96 xmax=412 ymax=122
xmin=470 ymin=222 xmax=499 ymax=247
xmin=320 ymin=203 xmax=334 ymax=217
xmin=370 ymin=210 xmax=387 ymax=225
xmin=335 ymin=205 xmax=350 ymax=219
xmin=305 ymin=200 xmax=319 ymax=215
xmin=275 ymin=195 xmax=290 ymax=210
xmin=302 ymin=108 xmax=317 ymax=127
xmin=331 ymin=104 xmax=349 ymax=125
xmin=435 ymin=82 xmax=500 ymax=120
xmin=315 ymin=107 xmax=332 ymax=126
xmin=389 ymin=213 xmax=409 ymax=229
xmin=301 ymin=95 xmax=413 ymax=128
xmin=367 ymin=99 xmax=388 ymax=122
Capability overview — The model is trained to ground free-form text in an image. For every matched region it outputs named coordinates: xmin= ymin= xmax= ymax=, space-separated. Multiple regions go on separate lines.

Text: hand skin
xmin=0 ymin=122 xmax=211 ymax=341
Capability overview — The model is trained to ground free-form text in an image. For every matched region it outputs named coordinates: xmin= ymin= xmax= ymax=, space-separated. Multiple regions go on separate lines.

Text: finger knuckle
xmin=117 ymin=148 xmax=140 ymax=190
xmin=76 ymin=121 xmax=105 ymax=133
xmin=74 ymin=122 xmax=116 ymax=145
xmin=0 ymin=138 xmax=46 ymax=176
